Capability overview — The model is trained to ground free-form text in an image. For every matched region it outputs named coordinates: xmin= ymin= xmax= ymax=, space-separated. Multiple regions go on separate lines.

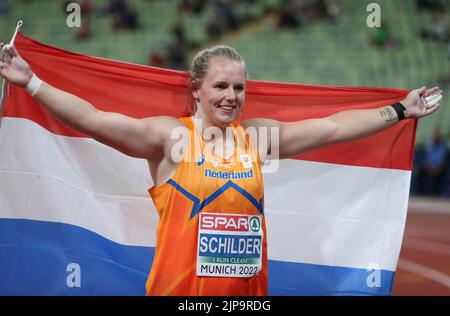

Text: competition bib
xmin=196 ymin=213 xmax=263 ymax=278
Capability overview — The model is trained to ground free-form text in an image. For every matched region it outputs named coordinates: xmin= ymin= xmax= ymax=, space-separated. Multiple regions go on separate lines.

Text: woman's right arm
xmin=34 ymin=82 xmax=177 ymax=160
xmin=0 ymin=42 xmax=179 ymax=160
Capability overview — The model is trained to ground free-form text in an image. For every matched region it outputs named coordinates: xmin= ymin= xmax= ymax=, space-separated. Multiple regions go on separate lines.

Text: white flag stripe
xmin=0 ymin=170 xmax=158 ymax=246
xmin=0 ymin=117 xmax=157 ymax=247
xmin=264 ymin=159 xmax=410 ymax=271
xmin=0 ymin=118 xmax=409 ymax=270
xmin=0 ymin=118 xmax=153 ymax=196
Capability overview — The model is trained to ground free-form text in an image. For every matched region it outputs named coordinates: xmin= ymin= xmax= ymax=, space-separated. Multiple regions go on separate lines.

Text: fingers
xmin=0 ymin=59 xmax=7 ymax=76
xmin=425 ymin=86 xmax=440 ymax=96
xmin=9 ymin=45 xmax=19 ymax=57
xmin=1 ymin=44 xmax=20 ymax=59
xmin=3 ymin=50 xmax=11 ymax=64
xmin=0 ymin=43 xmax=23 ymax=74
xmin=414 ymin=86 xmax=444 ymax=116
xmin=0 ymin=42 xmax=5 ymax=62
xmin=425 ymin=89 xmax=443 ymax=100
xmin=0 ymin=44 xmax=15 ymax=63
xmin=1 ymin=44 xmax=10 ymax=61
xmin=2 ymin=44 xmax=18 ymax=57
xmin=1 ymin=43 xmax=9 ymax=53
xmin=4 ymin=44 xmax=13 ymax=57
xmin=422 ymin=88 xmax=443 ymax=117
xmin=425 ymin=101 xmax=441 ymax=116
xmin=428 ymin=96 xmax=442 ymax=109
xmin=416 ymin=86 xmax=427 ymax=95
xmin=425 ymin=93 xmax=443 ymax=108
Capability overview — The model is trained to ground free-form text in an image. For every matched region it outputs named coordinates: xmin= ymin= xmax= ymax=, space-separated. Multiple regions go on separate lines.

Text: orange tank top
xmin=146 ymin=116 xmax=267 ymax=296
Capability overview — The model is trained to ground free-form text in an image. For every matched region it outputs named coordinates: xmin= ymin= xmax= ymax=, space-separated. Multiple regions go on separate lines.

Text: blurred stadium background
xmin=1 ymin=0 xmax=449 ymax=295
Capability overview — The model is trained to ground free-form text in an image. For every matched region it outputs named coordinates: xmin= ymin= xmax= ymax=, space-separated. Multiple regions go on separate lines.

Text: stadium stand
xmin=0 ymin=0 xmax=448 ymax=144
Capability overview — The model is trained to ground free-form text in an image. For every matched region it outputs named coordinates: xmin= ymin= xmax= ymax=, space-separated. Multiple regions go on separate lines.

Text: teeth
xmin=220 ymin=105 xmax=235 ymax=110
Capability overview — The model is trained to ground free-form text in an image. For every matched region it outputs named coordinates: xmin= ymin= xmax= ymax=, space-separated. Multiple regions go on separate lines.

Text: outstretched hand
xmin=401 ymin=87 xmax=443 ymax=119
xmin=0 ymin=42 xmax=33 ymax=88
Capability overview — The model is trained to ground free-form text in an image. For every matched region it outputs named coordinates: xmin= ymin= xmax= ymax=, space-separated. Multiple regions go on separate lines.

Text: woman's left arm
xmin=243 ymin=87 xmax=443 ymax=159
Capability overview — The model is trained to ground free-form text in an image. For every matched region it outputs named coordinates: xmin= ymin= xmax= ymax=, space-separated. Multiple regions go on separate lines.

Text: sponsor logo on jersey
xmin=197 ymin=154 xmax=205 ymax=167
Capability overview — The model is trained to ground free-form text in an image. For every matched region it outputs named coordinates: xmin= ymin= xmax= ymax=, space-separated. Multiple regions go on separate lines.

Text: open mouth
xmin=217 ymin=104 xmax=237 ymax=112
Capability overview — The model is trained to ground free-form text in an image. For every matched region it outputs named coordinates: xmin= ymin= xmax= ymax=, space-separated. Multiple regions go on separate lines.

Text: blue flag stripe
xmin=0 ymin=219 xmax=394 ymax=295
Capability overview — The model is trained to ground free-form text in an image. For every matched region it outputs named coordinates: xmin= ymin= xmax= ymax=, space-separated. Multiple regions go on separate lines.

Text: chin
xmin=214 ymin=112 xmax=239 ymax=127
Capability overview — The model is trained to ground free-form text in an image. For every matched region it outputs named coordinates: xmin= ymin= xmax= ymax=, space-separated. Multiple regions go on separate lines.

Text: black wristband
xmin=391 ymin=102 xmax=406 ymax=121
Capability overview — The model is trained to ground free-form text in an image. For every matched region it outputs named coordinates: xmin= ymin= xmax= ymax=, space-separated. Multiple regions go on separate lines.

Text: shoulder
xmin=135 ymin=116 xmax=189 ymax=153
xmin=241 ymin=118 xmax=283 ymax=162
xmin=140 ymin=116 xmax=186 ymax=136
xmin=140 ymin=116 xmax=189 ymax=162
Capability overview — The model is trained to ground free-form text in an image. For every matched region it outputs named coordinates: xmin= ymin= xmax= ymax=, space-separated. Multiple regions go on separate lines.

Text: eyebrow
xmin=213 ymin=81 xmax=245 ymax=86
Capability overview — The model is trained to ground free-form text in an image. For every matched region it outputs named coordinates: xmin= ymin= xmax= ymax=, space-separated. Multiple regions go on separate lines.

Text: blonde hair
xmin=188 ymin=45 xmax=247 ymax=113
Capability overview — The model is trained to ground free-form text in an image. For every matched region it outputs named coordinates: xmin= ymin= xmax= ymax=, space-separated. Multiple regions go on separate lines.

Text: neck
xmin=192 ymin=113 xmax=236 ymax=161
xmin=192 ymin=112 xmax=231 ymax=136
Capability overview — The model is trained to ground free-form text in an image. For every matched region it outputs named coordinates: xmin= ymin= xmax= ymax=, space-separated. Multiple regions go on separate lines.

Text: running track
xmin=392 ymin=197 xmax=450 ymax=295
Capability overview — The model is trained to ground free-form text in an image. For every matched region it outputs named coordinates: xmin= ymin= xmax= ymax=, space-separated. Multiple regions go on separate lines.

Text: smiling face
xmin=192 ymin=57 xmax=246 ymax=129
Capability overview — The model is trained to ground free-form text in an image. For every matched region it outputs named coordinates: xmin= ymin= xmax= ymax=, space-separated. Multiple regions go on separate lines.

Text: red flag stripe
xmin=2 ymin=33 xmax=415 ymax=170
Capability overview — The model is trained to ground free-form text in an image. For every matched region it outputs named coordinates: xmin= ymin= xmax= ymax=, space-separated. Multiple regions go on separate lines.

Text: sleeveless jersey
xmin=146 ymin=116 xmax=267 ymax=296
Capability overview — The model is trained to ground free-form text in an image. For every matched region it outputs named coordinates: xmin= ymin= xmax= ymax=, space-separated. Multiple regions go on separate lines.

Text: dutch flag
xmin=0 ymin=33 xmax=414 ymax=295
